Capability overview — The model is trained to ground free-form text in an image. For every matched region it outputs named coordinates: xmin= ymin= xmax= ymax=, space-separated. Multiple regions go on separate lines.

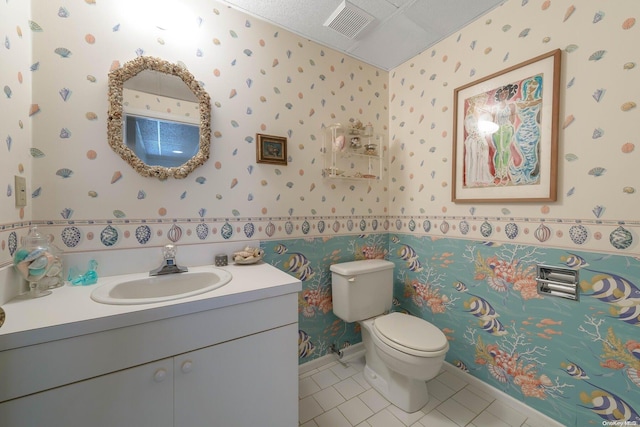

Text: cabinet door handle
xmin=181 ymin=360 xmax=193 ymax=373
xmin=153 ymin=368 xmax=167 ymax=382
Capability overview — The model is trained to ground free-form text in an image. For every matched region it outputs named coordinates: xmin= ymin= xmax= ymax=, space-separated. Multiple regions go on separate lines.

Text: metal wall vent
xmin=323 ymin=1 xmax=374 ymax=39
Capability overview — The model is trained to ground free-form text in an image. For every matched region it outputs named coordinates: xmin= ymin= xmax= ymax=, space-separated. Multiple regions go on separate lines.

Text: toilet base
xmin=363 ymin=364 xmax=429 ymax=413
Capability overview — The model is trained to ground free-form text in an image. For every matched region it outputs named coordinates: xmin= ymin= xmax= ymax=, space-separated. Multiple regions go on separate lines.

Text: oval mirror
xmin=107 ymin=56 xmax=211 ymax=179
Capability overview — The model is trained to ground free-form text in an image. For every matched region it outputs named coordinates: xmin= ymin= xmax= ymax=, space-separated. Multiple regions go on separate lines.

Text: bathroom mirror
xmin=107 ymin=56 xmax=211 ymax=179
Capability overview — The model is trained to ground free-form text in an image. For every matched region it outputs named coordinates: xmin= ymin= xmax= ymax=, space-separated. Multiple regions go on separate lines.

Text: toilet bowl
xmin=329 ymin=259 xmax=449 ymax=413
xmin=359 ymin=312 xmax=449 ymax=412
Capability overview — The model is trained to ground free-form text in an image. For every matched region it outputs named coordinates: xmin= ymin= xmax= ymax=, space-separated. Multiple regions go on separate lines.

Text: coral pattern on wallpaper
xmin=263 ymin=234 xmax=388 ymax=364
xmin=390 ymin=234 xmax=640 ymax=426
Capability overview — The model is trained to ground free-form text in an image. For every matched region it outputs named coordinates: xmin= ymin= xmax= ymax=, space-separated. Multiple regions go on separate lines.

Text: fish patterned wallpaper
xmin=264 ymin=230 xmax=640 ymax=425
xmin=263 ymin=234 xmax=389 ymax=362
xmin=386 ymin=234 xmax=640 ymax=426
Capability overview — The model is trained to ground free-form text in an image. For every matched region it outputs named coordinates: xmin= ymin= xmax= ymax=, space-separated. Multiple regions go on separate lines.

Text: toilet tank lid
xmin=330 ymin=259 xmax=394 ymax=275
xmin=374 ymin=312 xmax=448 ymax=352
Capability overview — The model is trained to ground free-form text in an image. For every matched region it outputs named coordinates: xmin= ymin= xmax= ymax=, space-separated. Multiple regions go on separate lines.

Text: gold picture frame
xmin=452 ymin=49 xmax=561 ymax=203
xmin=256 ymin=133 xmax=288 ymax=165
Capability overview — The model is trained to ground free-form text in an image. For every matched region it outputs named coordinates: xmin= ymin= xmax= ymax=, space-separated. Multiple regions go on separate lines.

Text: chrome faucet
xmin=150 ymin=244 xmax=188 ymax=276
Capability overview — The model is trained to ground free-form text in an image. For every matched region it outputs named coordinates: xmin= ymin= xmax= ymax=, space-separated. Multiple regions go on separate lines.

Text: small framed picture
xmin=256 ymin=133 xmax=288 ymax=165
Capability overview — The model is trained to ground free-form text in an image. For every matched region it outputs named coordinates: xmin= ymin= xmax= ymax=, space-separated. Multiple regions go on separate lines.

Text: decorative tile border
xmin=1 ymin=214 xmax=638 ymax=267
xmin=0 ymin=216 xmax=389 ymax=260
xmin=387 ymin=215 xmax=639 ymax=255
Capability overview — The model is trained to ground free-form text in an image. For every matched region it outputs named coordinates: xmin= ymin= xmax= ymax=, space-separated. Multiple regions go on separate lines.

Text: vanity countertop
xmin=0 ymin=262 xmax=301 ymax=352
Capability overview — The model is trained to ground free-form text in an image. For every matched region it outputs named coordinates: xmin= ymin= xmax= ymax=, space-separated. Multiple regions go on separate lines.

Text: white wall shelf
xmin=323 ymin=123 xmax=383 ymax=181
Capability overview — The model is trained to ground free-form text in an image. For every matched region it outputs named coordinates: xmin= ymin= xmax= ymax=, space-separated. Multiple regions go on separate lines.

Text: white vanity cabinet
xmin=0 ymin=358 xmax=175 ymax=427
xmin=0 ymin=288 xmax=299 ymax=427
xmin=175 ymin=323 xmax=297 ymax=426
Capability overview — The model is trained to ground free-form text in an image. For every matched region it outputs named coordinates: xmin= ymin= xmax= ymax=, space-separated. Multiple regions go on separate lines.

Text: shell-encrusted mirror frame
xmin=107 ymin=56 xmax=211 ymax=180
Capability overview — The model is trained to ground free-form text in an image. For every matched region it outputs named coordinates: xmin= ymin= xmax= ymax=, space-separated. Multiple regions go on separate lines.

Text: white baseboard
xmin=442 ymin=362 xmax=564 ymax=427
xmin=299 ymin=342 xmax=365 ymax=375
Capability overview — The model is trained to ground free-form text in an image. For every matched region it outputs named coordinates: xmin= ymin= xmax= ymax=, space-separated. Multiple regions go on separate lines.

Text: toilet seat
xmin=373 ymin=312 xmax=448 ymax=357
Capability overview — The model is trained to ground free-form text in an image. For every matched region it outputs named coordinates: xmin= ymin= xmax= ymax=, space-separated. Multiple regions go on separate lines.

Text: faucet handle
xmin=150 ymin=244 xmax=186 ymax=276
xmin=163 ymin=244 xmax=177 ymax=259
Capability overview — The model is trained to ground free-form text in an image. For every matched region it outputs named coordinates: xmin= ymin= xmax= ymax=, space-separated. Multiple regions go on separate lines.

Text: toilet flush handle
xmin=348 ymin=277 xmax=356 ymax=283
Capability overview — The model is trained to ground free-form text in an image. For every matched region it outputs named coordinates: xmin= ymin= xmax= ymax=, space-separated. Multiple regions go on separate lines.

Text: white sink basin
xmin=91 ymin=267 xmax=232 ymax=305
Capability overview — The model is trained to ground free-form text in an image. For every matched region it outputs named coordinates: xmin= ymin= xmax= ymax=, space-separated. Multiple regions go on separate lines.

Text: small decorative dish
xmin=324 ymin=167 xmax=344 ymax=177
xmin=363 ymin=143 xmax=377 ymax=155
xmin=233 ymin=247 xmax=264 ymax=264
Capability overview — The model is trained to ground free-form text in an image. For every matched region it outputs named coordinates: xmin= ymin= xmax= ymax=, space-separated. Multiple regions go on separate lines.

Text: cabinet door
xmin=175 ymin=323 xmax=298 ymax=427
xmin=0 ymin=358 xmax=173 ymax=427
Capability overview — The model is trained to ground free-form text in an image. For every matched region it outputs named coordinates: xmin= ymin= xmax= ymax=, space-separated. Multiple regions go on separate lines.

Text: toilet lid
xmin=374 ymin=312 xmax=448 ymax=352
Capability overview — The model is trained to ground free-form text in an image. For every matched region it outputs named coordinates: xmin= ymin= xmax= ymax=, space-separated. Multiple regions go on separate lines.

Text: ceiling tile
xmin=219 ymin=0 xmax=505 ymax=70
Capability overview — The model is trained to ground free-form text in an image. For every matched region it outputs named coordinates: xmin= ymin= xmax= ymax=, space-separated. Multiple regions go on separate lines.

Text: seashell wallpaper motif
xmin=0 ymin=0 xmax=638 ymax=259
xmin=1 ymin=1 xmax=640 ymax=423
xmin=0 ymin=0 xmax=388 ymax=260
xmin=1 ymin=0 xmax=634 ymax=260
xmin=388 ymin=0 xmax=639 ymax=253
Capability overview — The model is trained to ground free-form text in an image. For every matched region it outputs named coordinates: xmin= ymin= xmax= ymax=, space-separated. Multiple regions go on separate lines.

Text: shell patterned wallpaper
xmin=123 ymin=88 xmax=200 ymax=123
xmin=1 ymin=0 xmax=33 ymax=236
xmin=389 ymin=0 xmax=640 ymax=255
xmin=2 ymin=0 xmax=639 ymax=259
xmin=0 ymin=0 xmax=389 ymax=264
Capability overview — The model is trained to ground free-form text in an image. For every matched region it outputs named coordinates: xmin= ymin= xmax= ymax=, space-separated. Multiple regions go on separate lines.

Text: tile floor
xmin=299 ymin=357 xmax=553 ymax=427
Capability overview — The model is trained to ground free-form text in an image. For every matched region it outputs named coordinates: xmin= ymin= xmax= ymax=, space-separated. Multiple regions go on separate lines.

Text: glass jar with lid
xmin=38 ymin=234 xmax=64 ymax=290
xmin=13 ymin=226 xmax=55 ymax=298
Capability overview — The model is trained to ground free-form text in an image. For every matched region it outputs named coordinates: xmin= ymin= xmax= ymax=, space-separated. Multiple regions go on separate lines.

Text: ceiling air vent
xmin=323 ymin=1 xmax=374 ymax=39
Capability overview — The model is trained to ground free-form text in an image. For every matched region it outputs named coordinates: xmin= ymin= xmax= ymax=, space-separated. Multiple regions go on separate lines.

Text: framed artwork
xmin=256 ymin=133 xmax=288 ymax=165
xmin=452 ymin=49 xmax=561 ymax=203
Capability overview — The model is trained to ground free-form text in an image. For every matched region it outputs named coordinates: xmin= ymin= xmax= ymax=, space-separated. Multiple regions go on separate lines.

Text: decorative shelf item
xmin=322 ymin=123 xmax=383 ymax=181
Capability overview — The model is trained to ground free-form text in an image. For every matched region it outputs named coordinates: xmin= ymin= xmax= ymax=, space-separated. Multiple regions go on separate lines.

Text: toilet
xmin=330 ymin=259 xmax=449 ymax=413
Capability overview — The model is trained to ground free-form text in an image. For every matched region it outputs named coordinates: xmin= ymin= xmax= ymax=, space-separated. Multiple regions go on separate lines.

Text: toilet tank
xmin=330 ymin=259 xmax=394 ymax=323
